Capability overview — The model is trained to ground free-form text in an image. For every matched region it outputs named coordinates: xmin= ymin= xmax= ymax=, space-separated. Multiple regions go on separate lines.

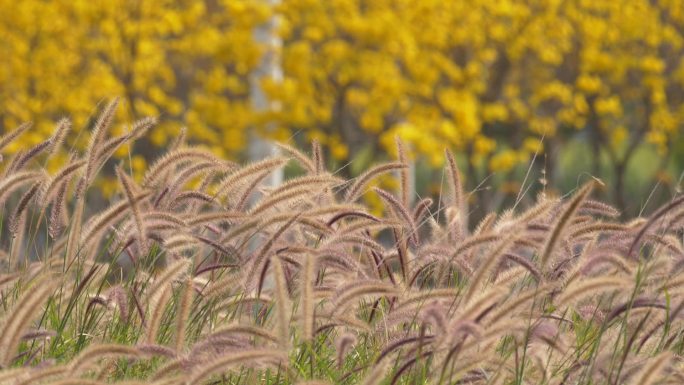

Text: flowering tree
xmin=0 ymin=0 xmax=266 ymax=163
xmin=0 ymin=0 xmax=682 ymax=212
xmin=272 ymin=0 xmax=684 ymax=212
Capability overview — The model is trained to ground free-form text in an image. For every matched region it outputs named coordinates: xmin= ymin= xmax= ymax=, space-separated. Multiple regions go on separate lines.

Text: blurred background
xmin=0 ymin=0 xmax=682 ymax=220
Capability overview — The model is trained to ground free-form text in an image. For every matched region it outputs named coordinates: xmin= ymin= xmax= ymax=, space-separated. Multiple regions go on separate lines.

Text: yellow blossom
xmin=489 ymin=149 xmax=519 ymax=172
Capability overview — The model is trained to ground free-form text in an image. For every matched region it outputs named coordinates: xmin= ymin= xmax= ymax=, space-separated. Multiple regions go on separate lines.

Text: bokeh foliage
xmin=0 ymin=0 xmax=683 ymax=213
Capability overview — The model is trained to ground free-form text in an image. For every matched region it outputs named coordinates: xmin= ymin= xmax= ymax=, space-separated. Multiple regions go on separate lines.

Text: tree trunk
xmin=614 ymin=161 xmax=627 ymax=216
xmin=249 ymin=0 xmax=283 ymax=187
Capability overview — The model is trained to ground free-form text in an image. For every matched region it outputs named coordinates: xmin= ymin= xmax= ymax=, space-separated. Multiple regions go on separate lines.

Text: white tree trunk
xmin=249 ymin=0 xmax=283 ymax=187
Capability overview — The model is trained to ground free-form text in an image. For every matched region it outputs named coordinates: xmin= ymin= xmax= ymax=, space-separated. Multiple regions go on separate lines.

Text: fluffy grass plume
xmin=0 ymin=106 xmax=682 ymax=385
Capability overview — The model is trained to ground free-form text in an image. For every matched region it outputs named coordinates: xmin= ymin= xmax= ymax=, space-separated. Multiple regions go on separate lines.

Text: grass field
xmin=1 ymin=100 xmax=684 ymax=384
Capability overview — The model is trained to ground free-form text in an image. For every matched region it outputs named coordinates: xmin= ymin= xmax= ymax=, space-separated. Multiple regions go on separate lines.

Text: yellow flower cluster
xmin=272 ymin=0 xmax=683 ymax=173
xmin=0 ymin=0 xmax=681 ymax=179
xmin=0 ymin=0 xmax=266 ymax=165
